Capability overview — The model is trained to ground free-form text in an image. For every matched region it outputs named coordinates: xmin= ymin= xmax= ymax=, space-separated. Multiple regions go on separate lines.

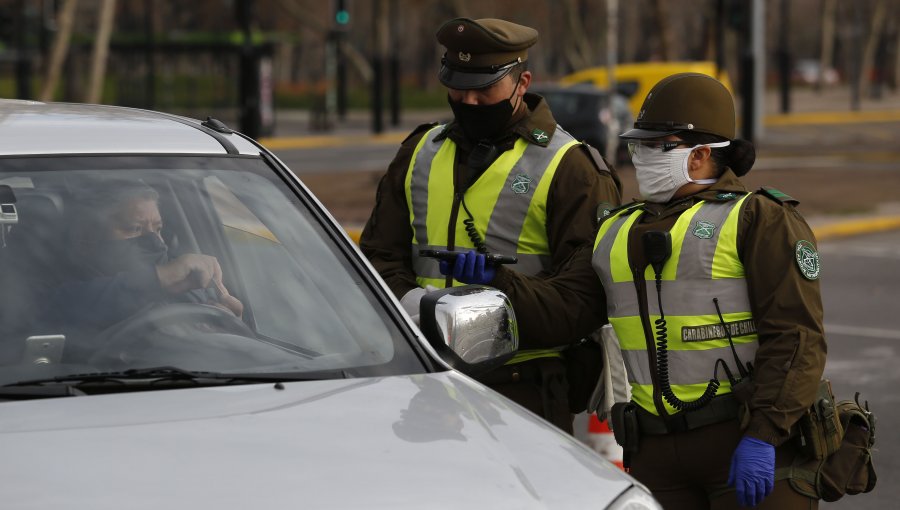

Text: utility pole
xmin=389 ymin=0 xmax=400 ymax=127
xmin=144 ymin=0 xmax=156 ymax=109
xmin=15 ymin=0 xmax=32 ymax=99
xmin=371 ymin=0 xmax=387 ymax=134
xmin=606 ymin=0 xmax=618 ymax=93
xmin=738 ymin=0 xmax=764 ymax=143
xmin=777 ymin=0 xmax=791 ymax=113
xmin=237 ymin=0 xmax=261 ymax=138
xmin=334 ymin=0 xmax=349 ymax=120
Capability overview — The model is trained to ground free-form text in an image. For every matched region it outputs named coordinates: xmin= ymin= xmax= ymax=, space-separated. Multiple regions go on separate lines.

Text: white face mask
xmin=631 ymin=141 xmax=731 ymax=203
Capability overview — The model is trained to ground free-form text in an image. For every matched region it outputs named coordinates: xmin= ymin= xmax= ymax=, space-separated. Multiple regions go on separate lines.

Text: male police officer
xmin=360 ymin=17 xmax=621 ymax=433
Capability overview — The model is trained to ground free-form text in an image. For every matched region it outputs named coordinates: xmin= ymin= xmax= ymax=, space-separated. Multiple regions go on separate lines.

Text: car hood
xmin=0 ymin=371 xmax=632 ymax=509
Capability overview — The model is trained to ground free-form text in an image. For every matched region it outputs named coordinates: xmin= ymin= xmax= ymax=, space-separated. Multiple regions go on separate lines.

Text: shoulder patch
xmin=757 ymin=186 xmax=799 ymax=205
xmin=401 ymin=122 xmax=439 ymax=145
xmin=795 ymin=240 xmax=821 ymax=280
xmin=530 ymin=128 xmax=550 ymax=145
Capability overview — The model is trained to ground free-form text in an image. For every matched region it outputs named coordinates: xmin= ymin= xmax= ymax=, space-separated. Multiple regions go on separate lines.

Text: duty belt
xmin=635 ymin=393 xmax=740 ymax=435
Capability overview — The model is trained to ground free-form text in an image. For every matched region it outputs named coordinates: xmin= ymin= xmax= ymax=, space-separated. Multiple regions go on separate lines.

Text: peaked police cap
xmin=436 ymin=18 xmax=538 ymax=90
xmin=620 ymin=73 xmax=736 ymax=140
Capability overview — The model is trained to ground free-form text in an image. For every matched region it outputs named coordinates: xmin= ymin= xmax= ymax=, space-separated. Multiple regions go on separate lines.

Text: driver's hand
xmin=157 ymin=254 xmax=243 ymax=318
xmin=156 ymin=254 xmax=223 ymax=295
xmin=212 ymin=277 xmax=244 ymax=319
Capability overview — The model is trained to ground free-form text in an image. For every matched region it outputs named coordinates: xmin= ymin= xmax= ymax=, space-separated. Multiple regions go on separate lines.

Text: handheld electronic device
xmin=419 ymin=249 xmax=517 ymax=266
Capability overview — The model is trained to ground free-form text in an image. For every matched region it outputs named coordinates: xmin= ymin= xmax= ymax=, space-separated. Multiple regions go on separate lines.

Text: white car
xmin=0 ymin=100 xmax=660 ymax=509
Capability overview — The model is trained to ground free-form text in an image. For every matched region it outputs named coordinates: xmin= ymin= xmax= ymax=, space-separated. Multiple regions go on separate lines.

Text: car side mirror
xmin=419 ymin=285 xmax=518 ymax=377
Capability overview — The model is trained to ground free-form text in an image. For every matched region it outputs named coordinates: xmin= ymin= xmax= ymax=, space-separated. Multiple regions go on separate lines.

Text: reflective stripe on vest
xmin=591 ymin=195 xmax=759 ymax=415
xmin=407 ymin=125 xmax=579 ymax=363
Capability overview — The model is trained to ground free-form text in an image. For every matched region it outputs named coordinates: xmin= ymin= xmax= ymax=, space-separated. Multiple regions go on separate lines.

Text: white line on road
xmin=825 ymin=323 xmax=900 ymax=340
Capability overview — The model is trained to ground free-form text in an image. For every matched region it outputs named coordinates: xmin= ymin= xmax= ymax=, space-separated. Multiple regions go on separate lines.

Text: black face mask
xmin=447 ymin=81 xmax=520 ymax=142
xmin=85 ymin=233 xmax=169 ymax=276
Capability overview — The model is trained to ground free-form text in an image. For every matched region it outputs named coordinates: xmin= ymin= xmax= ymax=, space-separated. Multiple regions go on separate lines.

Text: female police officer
xmin=443 ymin=73 xmax=826 ymax=509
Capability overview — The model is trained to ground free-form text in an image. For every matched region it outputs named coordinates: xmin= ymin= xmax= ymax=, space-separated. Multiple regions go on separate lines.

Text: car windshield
xmin=0 ymin=155 xmax=424 ymax=386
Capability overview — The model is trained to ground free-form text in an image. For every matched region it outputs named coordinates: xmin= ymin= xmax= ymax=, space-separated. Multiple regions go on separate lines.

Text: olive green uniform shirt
xmin=491 ymin=169 xmax=827 ymax=446
xmin=361 ymin=93 xmax=622 ymax=313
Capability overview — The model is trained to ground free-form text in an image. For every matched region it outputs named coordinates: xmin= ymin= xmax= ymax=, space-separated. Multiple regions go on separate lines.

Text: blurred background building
xmin=0 ymin=0 xmax=897 ymax=139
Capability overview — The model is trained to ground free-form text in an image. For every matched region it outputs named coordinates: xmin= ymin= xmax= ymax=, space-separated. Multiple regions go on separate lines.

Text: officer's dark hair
xmin=678 ymin=131 xmax=756 ymax=177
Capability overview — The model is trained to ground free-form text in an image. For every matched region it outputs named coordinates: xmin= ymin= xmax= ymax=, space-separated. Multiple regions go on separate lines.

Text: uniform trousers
xmin=629 ymin=417 xmax=817 ymax=509
xmin=477 ymin=357 xmax=572 ymax=434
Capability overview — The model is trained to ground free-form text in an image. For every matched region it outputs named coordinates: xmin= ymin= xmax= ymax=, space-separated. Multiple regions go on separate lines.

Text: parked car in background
xmin=560 ymin=61 xmax=734 ymax=118
xmin=0 ymin=99 xmax=661 ymax=509
xmin=531 ymin=82 xmax=633 ymax=165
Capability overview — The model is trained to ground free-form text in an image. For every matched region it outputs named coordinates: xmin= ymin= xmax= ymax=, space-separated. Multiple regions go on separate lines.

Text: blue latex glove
xmin=437 ymin=250 xmax=496 ymax=284
xmin=728 ymin=436 xmax=775 ymax=507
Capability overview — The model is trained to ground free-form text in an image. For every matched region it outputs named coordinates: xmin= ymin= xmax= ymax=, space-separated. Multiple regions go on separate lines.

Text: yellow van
xmin=560 ymin=61 xmax=733 ymax=118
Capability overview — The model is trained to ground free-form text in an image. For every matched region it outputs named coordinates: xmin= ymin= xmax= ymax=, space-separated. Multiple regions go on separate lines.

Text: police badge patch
xmin=511 ymin=174 xmax=532 ymax=194
xmin=795 ymin=240 xmax=820 ymax=280
xmin=693 ymin=220 xmax=716 ymax=239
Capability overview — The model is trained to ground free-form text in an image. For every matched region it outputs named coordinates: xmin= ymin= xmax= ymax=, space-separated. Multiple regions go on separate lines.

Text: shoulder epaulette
xmin=578 ymin=142 xmax=623 ymax=193
xmin=401 ymin=122 xmax=439 ymax=145
xmin=597 ymin=200 xmax=643 ymax=225
xmin=605 ymin=201 xmax=644 ymax=217
xmin=757 ymin=186 xmax=799 ymax=205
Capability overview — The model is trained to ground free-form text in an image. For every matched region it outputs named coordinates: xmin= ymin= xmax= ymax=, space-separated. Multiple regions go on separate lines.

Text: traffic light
xmin=335 ymin=0 xmax=349 ymax=29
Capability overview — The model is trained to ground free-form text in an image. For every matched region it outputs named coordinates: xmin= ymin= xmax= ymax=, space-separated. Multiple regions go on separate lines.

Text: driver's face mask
xmin=87 ymin=233 xmax=169 ymax=276
xmin=632 ymin=140 xmax=730 ymax=203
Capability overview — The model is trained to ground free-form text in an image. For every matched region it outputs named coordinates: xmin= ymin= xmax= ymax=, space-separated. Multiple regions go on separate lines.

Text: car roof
xmin=0 ymin=99 xmax=261 ymax=156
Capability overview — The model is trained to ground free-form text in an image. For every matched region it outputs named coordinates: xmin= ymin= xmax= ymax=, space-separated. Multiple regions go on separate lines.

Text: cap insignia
xmin=457 ymin=24 xmax=464 ymax=32
xmin=459 ymin=52 xmax=471 ymax=62
xmin=531 ymin=128 xmax=549 ymax=145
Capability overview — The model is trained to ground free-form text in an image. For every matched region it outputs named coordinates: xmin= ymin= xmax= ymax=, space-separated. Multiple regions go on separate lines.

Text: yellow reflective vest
xmin=591 ymin=195 xmax=759 ymax=415
xmin=406 ymin=124 xmax=580 ymax=363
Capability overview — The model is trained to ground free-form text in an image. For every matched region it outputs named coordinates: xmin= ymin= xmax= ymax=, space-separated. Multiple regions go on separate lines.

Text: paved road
xmin=819 ymin=229 xmax=900 ymax=508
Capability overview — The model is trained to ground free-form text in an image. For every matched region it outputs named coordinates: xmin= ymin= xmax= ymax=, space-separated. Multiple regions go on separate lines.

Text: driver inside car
xmin=36 ymin=180 xmax=243 ymax=358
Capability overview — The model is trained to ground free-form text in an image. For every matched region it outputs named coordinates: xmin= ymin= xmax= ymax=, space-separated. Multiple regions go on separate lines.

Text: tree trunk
xmin=860 ymin=0 xmax=888 ymax=97
xmin=85 ymin=0 xmax=117 ymax=104
xmin=817 ymin=0 xmax=837 ymax=92
xmin=652 ymin=0 xmax=674 ymax=60
xmin=561 ymin=0 xmax=593 ymax=70
xmin=39 ymin=0 xmax=78 ymax=102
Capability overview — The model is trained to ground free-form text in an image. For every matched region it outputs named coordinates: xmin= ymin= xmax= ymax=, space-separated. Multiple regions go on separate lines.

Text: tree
xmin=39 ymin=0 xmax=78 ymax=102
xmin=85 ymin=0 xmax=117 ymax=104
xmin=816 ymin=0 xmax=837 ymax=92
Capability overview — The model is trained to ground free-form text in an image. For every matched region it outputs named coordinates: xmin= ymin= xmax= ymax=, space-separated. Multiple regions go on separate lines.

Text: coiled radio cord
xmin=460 ymin=196 xmax=487 ymax=253
xmin=653 ymin=274 xmax=721 ymax=412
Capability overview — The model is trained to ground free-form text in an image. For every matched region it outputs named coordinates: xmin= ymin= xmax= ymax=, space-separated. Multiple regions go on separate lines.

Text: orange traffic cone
xmin=586 ymin=414 xmax=624 ymax=470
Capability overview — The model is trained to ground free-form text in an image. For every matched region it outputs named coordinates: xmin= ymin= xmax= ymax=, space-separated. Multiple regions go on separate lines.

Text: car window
xmin=0 ymin=156 xmax=424 ymax=385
